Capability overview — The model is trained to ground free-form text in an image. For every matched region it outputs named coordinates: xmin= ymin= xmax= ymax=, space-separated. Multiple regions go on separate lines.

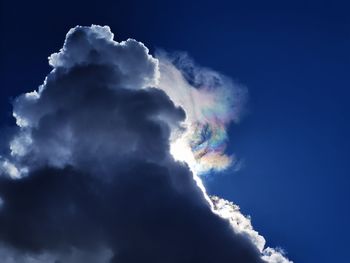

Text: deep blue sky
xmin=1 ymin=1 xmax=349 ymax=262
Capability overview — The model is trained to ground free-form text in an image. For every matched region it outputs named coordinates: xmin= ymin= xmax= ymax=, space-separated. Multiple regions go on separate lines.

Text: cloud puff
xmin=211 ymin=196 xmax=292 ymax=263
xmin=0 ymin=25 xmax=291 ymax=263
xmin=49 ymin=25 xmax=159 ymax=89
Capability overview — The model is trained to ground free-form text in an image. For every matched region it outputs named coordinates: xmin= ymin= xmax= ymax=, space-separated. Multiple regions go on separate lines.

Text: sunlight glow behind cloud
xmin=0 ymin=25 xmax=292 ymax=263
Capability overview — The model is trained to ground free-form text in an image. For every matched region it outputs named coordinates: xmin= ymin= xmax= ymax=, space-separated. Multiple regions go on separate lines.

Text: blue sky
xmin=1 ymin=1 xmax=349 ymax=262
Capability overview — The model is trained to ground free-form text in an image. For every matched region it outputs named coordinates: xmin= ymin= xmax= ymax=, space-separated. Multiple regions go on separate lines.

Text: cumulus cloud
xmin=0 ymin=25 xmax=291 ymax=263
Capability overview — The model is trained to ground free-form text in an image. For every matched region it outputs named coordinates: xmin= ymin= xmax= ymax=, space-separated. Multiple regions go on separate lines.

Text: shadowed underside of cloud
xmin=0 ymin=25 xmax=291 ymax=263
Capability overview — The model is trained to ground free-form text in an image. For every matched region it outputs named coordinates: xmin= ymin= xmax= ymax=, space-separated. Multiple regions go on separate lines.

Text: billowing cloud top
xmin=49 ymin=25 xmax=159 ymax=89
xmin=0 ymin=25 xmax=292 ymax=263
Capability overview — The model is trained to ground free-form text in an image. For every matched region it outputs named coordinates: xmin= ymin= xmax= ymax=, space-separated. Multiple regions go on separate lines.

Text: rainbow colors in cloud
xmin=156 ymin=52 xmax=246 ymax=174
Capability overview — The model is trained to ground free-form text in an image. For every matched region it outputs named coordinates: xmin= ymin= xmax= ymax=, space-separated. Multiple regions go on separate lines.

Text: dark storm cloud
xmin=12 ymin=65 xmax=184 ymax=174
xmin=0 ymin=165 xmax=263 ymax=263
xmin=0 ymin=25 xmax=268 ymax=262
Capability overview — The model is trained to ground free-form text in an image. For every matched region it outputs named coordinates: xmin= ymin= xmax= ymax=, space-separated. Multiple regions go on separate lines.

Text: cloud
xmin=0 ymin=25 xmax=291 ymax=263
xmin=49 ymin=25 xmax=159 ymax=89
xmin=0 ymin=243 xmax=113 ymax=263
xmin=156 ymin=52 xmax=247 ymax=173
xmin=211 ymin=196 xmax=292 ymax=263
